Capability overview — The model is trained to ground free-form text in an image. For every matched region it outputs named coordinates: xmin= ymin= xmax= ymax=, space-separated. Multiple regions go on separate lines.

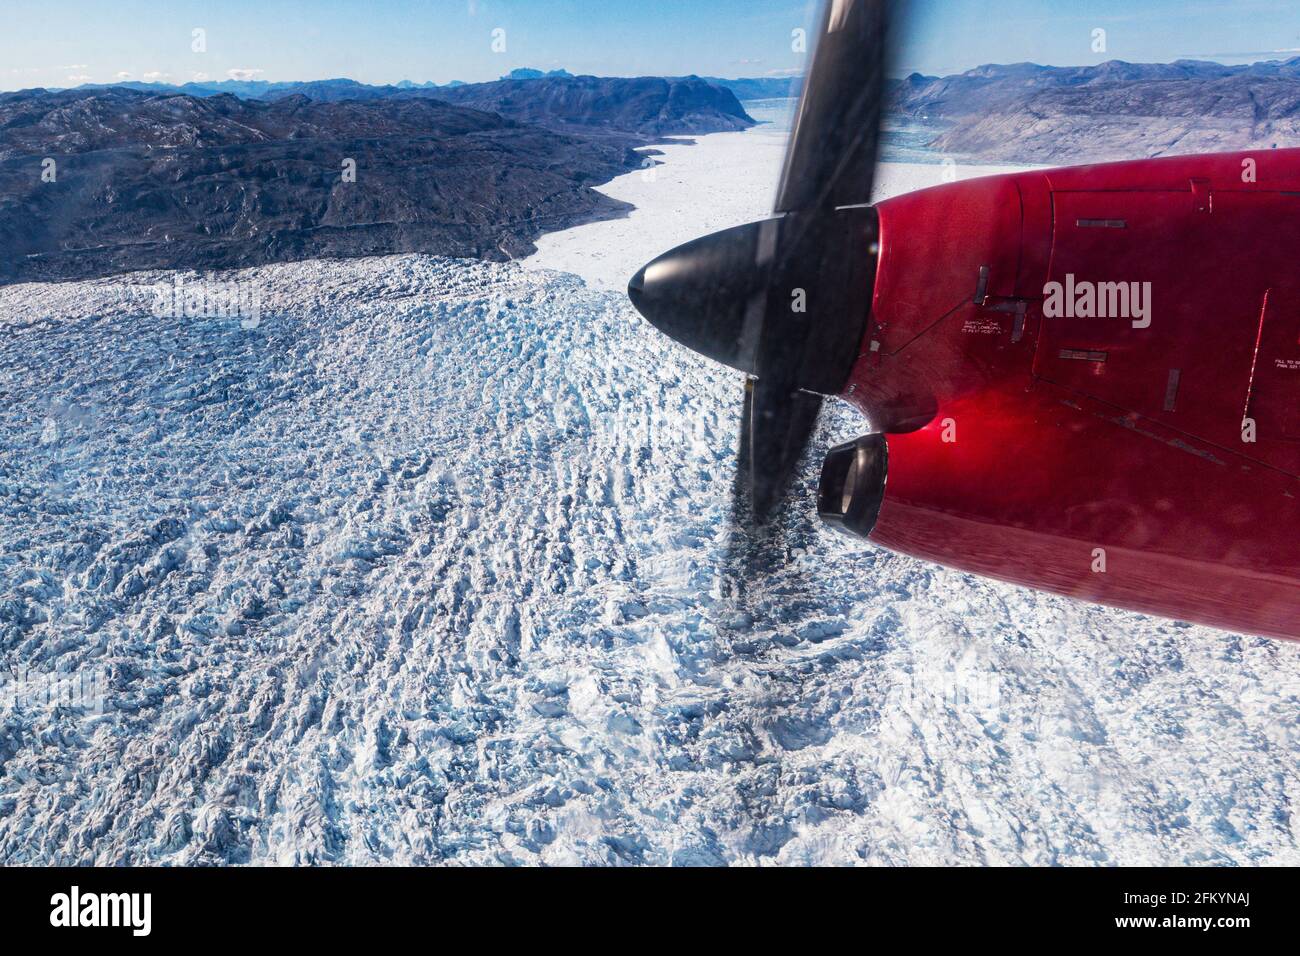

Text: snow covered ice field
xmin=2 ymin=106 xmax=1299 ymax=866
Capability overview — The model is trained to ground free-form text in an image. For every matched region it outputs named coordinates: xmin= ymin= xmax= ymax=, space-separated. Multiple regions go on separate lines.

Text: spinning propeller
xmin=627 ymin=0 xmax=900 ymax=528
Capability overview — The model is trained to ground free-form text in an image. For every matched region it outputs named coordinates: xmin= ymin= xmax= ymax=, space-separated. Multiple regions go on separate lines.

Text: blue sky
xmin=3 ymin=0 xmax=1300 ymax=91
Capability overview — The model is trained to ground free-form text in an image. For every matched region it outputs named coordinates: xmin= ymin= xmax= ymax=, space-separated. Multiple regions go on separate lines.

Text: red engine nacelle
xmin=830 ymin=149 xmax=1300 ymax=640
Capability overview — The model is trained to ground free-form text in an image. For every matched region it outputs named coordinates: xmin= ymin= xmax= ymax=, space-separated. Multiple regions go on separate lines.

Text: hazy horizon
xmin=14 ymin=53 xmax=1300 ymax=97
xmin=5 ymin=0 xmax=1300 ymax=93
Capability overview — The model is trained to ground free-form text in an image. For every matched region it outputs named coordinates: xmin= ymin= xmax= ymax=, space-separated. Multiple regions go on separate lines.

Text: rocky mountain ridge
xmin=892 ymin=58 xmax=1300 ymax=163
xmin=0 ymin=77 xmax=755 ymax=284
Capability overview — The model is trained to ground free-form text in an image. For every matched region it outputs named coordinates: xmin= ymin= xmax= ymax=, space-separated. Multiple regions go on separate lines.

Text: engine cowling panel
xmin=827 ymin=149 xmax=1300 ymax=640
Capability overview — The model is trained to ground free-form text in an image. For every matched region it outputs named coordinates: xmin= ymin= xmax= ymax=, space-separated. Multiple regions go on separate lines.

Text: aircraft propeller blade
xmin=738 ymin=0 xmax=897 ymax=524
xmin=775 ymin=0 xmax=895 ymax=215
xmin=627 ymin=0 xmax=899 ymax=539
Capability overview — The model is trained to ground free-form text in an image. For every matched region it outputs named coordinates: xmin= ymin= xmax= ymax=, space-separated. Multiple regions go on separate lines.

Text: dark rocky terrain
xmin=892 ymin=59 xmax=1300 ymax=164
xmin=0 ymin=77 xmax=754 ymax=284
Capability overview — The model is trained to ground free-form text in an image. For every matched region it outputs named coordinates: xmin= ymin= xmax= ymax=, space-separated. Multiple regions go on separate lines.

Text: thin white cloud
xmin=226 ymin=68 xmax=264 ymax=82
xmin=142 ymin=71 xmax=171 ymax=82
xmin=1184 ymin=47 xmax=1300 ymax=58
xmin=60 ymin=63 xmax=88 ymax=70
xmin=192 ymin=72 xmax=210 ymax=82
xmin=66 ymin=74 xmax=92 ymax=84
xmin=115 ymin=71 xmax=133 ymax=81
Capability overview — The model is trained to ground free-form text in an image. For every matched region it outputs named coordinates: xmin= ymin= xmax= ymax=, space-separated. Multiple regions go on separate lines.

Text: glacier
xmin=1 ymin=253 xmax=1298 ymax=866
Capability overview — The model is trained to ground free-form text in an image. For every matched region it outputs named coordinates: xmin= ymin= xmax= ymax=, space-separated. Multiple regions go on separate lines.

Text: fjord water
xmin=745 ymin=96 xmax=954 ymax=165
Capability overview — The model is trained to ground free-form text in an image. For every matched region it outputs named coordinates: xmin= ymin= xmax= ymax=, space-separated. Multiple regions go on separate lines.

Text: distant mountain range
xmin=70 ymin=69 xmax=789 ymax=108
xmin=9 ymin=58 xmax=1300 ymax=284
xmin=59 ymin=72 xmax=756 ymax=138
xmin=435 ymin=75 xmax=753 ymax=137
xmin=0 ymin=74 xmax=759 ymax=284
xmin=58 ymin=56 xmax=1300 ymax=165
xmin=891 ymin=58 xmax=1300 ymax=163
xmin=696 ymin=76 xmax=803 ymax=100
